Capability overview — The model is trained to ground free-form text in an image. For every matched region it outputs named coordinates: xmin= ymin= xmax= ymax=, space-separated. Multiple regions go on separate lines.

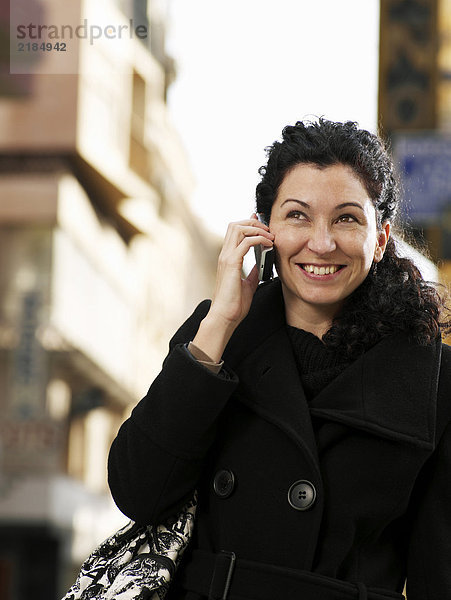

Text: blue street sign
xmin=393 ymin=133 xmax=451 ymax=223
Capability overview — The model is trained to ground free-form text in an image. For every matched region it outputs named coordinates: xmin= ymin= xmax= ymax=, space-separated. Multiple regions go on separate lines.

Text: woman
xmin=108 ymin=119 xmax=451 ymax=600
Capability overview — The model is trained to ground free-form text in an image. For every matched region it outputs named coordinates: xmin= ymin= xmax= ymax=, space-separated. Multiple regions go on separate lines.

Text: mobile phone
xmin=254 ymin=214 xmax=274 ymax=281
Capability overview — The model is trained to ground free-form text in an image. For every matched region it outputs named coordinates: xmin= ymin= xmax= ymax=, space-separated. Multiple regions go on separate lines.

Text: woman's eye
xmin=337 ymin=214 xmax=357 ymax=224
xmin=286 ymin=210 xmax=307 ymax=221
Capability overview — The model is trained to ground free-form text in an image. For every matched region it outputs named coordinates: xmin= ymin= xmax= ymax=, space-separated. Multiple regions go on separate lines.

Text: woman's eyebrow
xmin=280 ymin=198 xmax=309 ymax=208
xmin=281 ymin=199 xmax=365 ymax=212
xmin=335 ymin=202 xmax=365 ymax=211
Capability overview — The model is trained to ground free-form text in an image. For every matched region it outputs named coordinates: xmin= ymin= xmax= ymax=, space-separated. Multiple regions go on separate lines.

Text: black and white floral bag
xmin=62 ymin=494 xmax=197 ymax=600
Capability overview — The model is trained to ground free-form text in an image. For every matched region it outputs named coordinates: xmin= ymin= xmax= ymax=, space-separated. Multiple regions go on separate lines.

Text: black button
xmin=213 ymin=469 xmax=235 ymax=498
xmin=288 ymin=480 xmax=316 ymax=510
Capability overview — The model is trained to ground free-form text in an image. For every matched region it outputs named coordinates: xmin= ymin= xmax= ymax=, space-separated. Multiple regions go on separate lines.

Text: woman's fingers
xmin=222 ymin=221 xmax=274 ymax=258
xmin=218 ymin=235 xmax=273 ymax=274
xmin=224 ymin=219 xmax=271 ymax=242
xmin=237 ymin=226 xmax=274 ymax=243
xmin=235 ymin=233 xmax=274 ymax=254
xmin=192 ymin=218 xmax=273 ymax=359
xmin=212 ymin=218 xmax=274 ymax=320
xmin=218 ymin=216 xmax=274 ymax=274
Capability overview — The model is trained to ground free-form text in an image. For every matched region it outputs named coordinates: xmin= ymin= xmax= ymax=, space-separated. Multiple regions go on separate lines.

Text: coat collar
xmin=224 ymin=279 xmax=441 ymax=465
xmin=308 ymin=334 xmax=440 ymax=451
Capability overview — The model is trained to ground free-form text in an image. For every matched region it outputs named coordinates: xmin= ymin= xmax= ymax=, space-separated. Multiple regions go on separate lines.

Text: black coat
xmin=108 ymin=279 xmax=451 ymax=600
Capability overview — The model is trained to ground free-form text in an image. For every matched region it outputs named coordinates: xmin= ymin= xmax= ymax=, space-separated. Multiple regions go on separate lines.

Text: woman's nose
xmin=307 ymin=224 xmax=336 ymax=255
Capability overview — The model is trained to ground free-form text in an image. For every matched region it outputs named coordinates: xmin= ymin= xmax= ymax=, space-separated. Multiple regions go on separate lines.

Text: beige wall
xmin=439 ymin=0 xmax=451 ymax=130
xmin=0 ymin=0 xmax=219 ymax=586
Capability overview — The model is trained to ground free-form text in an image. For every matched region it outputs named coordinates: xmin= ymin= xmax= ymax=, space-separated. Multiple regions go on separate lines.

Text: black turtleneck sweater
xmin=286 ymin=325 xmax=350 ymax=401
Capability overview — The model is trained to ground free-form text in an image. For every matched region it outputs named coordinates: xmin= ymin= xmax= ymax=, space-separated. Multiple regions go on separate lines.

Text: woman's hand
xmin=192 ymin=215 xmax=274 ymax=362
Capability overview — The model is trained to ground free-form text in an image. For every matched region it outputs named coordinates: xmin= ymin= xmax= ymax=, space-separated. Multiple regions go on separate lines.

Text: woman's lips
xmin=296 ymin=263 xmax=345 ymax=279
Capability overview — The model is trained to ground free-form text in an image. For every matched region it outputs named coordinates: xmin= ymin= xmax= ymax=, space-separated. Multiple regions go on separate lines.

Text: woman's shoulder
xmin=436 ymin=340 xmax=451 ymax=433
xmin=441 ymin=340 xmax=451 ymax=358
xmin=439 ymin=340 xmax=451 ymax=381
xmin=439 ymin=340 xmax=451 ymax=388
xmin=168 ymin=299 xmax=212 ymax=349
xmin=169 ymin=279 xmax=284 ymax=348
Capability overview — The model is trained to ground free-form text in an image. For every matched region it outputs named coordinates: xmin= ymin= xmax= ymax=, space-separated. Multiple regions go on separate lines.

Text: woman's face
xmin=269 ymin=163 xmax=389 ymax=322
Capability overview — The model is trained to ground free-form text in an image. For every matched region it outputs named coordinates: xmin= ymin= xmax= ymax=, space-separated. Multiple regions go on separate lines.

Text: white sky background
xmin=166 ymin=0 xmax=380 ymax=237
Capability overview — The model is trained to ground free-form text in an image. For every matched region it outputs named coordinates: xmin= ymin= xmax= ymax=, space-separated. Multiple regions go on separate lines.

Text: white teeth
xmin=302 ymin=264 xmax=340 ymax=275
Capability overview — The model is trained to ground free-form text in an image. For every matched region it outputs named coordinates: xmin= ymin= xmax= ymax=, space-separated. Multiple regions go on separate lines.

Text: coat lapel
xmin=223 ymin=279 xmax=321 ymax=477
xmin=234 ymin=329 xmax=321 ymax=477
xmin=223 ymin=278 xmax=441 ymax=462
xmin=309 ymin=334 xmax=441 ymax=450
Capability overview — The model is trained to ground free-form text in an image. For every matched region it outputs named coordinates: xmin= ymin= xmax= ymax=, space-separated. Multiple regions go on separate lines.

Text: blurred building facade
xmin=379 ymin=0 xmax=451 ymax=295
xmin=0 ymin=0 xmax=219 ymax=598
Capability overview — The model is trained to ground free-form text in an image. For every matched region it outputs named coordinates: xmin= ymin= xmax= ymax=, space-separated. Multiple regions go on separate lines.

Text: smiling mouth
xmin=299 ymin=264 xmax=345 ymax=275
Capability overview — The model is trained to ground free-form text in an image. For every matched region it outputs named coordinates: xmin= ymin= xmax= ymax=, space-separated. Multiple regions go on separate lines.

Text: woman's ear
xmin=374 ymin=222 xmax=390 ymax=263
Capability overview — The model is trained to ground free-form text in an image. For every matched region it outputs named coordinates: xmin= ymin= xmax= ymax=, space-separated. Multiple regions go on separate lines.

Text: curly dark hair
xmin=255 ymin=118 xmax=450 ymax=357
